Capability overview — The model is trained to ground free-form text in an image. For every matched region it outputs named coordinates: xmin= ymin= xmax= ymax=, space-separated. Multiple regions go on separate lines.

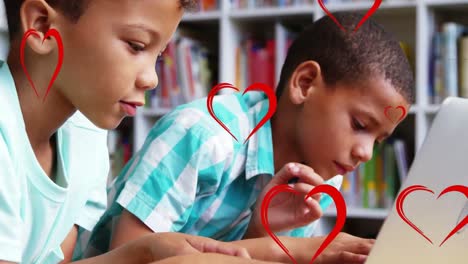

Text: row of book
xmin=234 ymin=35 xmax=411 ymax=94
xmin=231 ymin=0 xmax=313 ymax=9
xmin=235 ymin=37 xmax=279 ymax=91
xmin=195 ymin=0 xmax=219 ymax=11
xmin=320 ymin=0 xmax=412 ymax=3
xmin=230 ymin=0 xmax=408 ymax=9
xmin=145 ymin=35 xmax=213 ymax=110
xmin=429 ymin=22 xmax=468 ymax=104
xmin=341 ymin=139 xmax=409 ymax=209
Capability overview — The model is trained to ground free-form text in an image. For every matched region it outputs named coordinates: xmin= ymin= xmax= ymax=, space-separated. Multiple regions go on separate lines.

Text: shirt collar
xmin=239 ymin=91 xmax=275 ymax=180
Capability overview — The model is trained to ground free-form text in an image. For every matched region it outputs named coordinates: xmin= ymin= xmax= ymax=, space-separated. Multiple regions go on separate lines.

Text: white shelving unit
xmin=0 ymin=0 xmax=9 ymax=62
xmin=132 ymin=0 xmax=468 ymax=237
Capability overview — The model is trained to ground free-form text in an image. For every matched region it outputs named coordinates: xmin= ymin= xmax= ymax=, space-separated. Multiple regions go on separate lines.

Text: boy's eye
xmin=127 ymin=41 xmax=145 ymax=52
xmin=352 ymin=118 xmax=366 ymax=131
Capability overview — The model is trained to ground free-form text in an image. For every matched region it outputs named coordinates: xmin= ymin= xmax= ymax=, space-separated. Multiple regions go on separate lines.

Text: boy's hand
xmin=150 ymin=253 xmax=284 ymax=264
xmin=139 ymin=232 xmax=252 ymax=261
xmin=306 ymin=232 xmax=375 ymax=264
xmin=246 ymin=163 xmax=325 ymax=238
xmin=95 ymin=232 xmax=255 ymax=264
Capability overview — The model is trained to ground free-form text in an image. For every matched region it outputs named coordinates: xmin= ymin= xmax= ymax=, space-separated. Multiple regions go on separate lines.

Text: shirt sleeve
xmin=0 ymin=135 xmax=24 ymax=262
xmin=74 ymin=130 xmax=109 ymax=232
xmin=116 ymin=111 xmax=225 ymax=233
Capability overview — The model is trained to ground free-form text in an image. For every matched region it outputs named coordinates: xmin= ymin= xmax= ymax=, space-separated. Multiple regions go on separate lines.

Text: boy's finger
xmin=303 ymin=200 xmax=322 ymax=220
xmin=287 ymin=163 xmax=324 ymax=186
xmin=305 ymin=195 xmax=322 ymax=208
xmin=347 ymin=239 xmax=374 ymax=255
xmin=233 ymin=247 xmax=252 ymax=259
xmin=339 ymin=251 xmax=367 ymax=264
xmin=272 ymin=162 xmax=297 ymax=184
xmin=291 ymin=183 xmax=321 ymax=201
xmin=216 ymin=242 xmax=252 ymax=259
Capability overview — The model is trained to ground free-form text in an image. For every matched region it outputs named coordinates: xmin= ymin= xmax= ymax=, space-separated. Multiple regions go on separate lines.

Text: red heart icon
xmin=261 ymin=184 xmax=347 ymax=264
xmin=317 ymin=0 xmax=382 ymax=32
xmin=20 ymin=28 xmax=64 ymax=102
xmin=384 ymin=105 xmax=406 ymax=123
xmin=207 ymin=82 xmax=277 ymax=144
xmin=396 ymin=184 xmax=468 ymax=247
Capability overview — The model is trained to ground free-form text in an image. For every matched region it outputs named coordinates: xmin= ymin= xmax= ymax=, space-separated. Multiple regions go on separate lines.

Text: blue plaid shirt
xmin=75 ymin=91 xmax=325 ymax=259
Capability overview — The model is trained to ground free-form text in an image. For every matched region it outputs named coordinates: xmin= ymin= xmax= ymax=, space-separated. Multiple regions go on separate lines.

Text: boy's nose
xmin=137 ymin=68 xmax=159 ymax=91
xmin=352 ymin=140 xmax=374 ymax=163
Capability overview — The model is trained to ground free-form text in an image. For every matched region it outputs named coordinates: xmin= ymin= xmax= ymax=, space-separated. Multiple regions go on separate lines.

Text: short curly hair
xmin=4 ymin=0 xmax=198 ymax=41
xmin=277 ymin=12 xmax=414 ymax=103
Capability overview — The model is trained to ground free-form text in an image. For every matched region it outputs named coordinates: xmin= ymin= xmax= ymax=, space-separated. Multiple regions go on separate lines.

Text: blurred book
xmin=145 ymin=35 xmax=213 ymax=110
xmin=230 ymin=0 xmax=417 ymax=10
xmin=343 ymin=139 xmax=408 ymax=209
xmin=235 ymin=37 xmax=276 ymax=90
xmin=189 ymin=0 xmax=219 ymax=11
xmin=317 ymin=0 xmax=414 ymax=3
xmin=429 ymin=22 xmax=468 ymax=103
xmin=393 ymin=139 xmax=408 ymax=182
xmin=230 ymin=0 xmax=313 ymax=9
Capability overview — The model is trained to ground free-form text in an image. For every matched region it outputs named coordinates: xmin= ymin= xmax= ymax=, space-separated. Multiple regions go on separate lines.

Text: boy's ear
xmin=19 ymin=0 xmax=59 ymax=55
xmin=288 ymin=60 xmax=324 ymax=105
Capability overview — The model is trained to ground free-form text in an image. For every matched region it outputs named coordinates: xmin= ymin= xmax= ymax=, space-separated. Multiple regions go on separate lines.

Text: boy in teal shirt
xmin=83 ymin=11 xmax=412 ymax=264
xmin=0 ymin=0 xmax=286 ymax=263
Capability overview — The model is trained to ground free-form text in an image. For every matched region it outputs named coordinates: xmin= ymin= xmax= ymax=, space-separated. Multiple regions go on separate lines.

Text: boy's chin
xmin=90 ymin=116 xmax=124 ymax=130
xmin=322 ymin=170 xmax=340 ymax=181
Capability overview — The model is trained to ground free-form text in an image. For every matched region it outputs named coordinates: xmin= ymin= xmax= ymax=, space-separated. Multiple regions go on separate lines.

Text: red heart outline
xmin=317 ymin=0 xmax=382 ymax=32
xmin=396 ymin=184 xmax=468 ymax=247
xmin=260 ymin=184 xmax=347 ymax=264
xmin=384 ymin=105 xmax=406 ymax=123
xmin=207 ymin=82 xmax=277 ymax=144
xmin=20 ymin=28 xmax=64 ymax=102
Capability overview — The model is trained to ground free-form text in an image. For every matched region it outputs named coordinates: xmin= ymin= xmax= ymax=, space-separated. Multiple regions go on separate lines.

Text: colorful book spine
xmin=200 ymin=0 xmax=218 ymax=10
xmin=375 ymin=144 xmax=385 ymax=208
xmin=383 ymin=143 xmax=397 ymax=208
xmin=433 ymin=32 xmax=444 ymax=104
xmin=237 ymin=38 xmax=276 ymax=90
xmin=344 ymin=139 xmax=406 ymax=209
xmin=363 ymin=147 xmax=378 ymax=208
xmin=393 ymin=139 xmax=408 ymax=183
xmin=147 ymin=35 xmax=212 ymax=109
xmin=442 ymin=22 xmax=464 ymax=98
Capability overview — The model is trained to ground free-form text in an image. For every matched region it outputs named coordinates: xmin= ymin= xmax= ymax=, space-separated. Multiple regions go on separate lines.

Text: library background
xmin=2 ymin=0 xmax=467 ymax=239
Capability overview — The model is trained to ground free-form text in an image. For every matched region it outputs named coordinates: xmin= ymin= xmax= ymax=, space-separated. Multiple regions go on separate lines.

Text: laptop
xmin=365 ymin=97 xmax=468 ymax=263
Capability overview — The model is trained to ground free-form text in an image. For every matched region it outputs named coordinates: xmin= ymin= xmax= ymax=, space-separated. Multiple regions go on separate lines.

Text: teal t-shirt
xmin=0 ymin=62 xmax=109 ymax=263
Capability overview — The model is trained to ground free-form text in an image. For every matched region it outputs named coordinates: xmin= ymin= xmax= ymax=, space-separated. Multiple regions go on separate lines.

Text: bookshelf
xmin=0 ymin=0 xmax=462 ymax=243
xmin=0 ymin=0 xmax=468 ymax=239
xmin=132 ymin=0 xmax=468 ymax=151
xmin=0 ymin=0 xmax=464 ymax=244
xmin=119 ymin=0 xmax=468 ymax=238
